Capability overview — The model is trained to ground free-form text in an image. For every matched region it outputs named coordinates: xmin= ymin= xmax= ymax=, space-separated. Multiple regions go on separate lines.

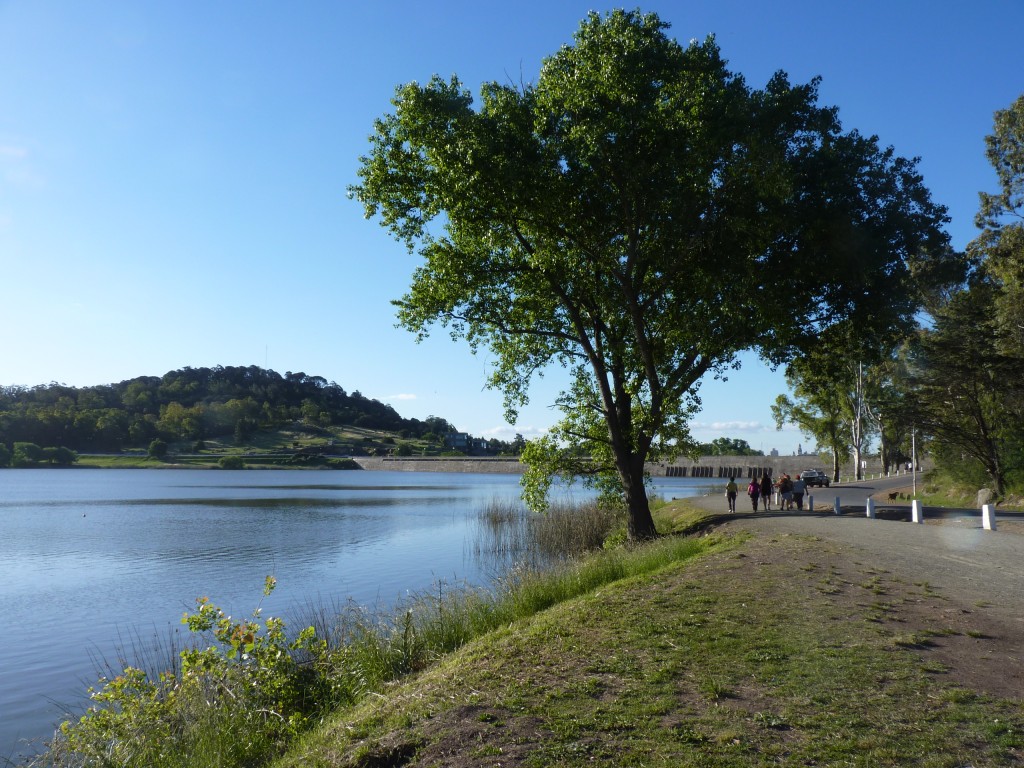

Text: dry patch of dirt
xmin=722 ymin=533 xmax=1024 ymax=701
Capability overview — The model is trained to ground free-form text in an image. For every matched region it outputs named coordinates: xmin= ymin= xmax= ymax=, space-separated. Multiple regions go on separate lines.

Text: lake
xmin=0 ymin=468 xmax=720 ymax=758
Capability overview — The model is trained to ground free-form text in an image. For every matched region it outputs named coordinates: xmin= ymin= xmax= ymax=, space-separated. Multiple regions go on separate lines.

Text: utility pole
xmin=911 ymin=426 xmax=917 ymax=499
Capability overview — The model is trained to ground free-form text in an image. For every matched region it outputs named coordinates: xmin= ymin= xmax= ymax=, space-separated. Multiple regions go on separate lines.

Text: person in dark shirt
xmin=759 ymin=474 xmax=773 ymax=510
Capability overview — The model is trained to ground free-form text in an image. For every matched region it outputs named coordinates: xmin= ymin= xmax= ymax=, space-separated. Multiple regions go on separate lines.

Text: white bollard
xmin=866 ymin=498 xmax=875 ymax=519
xmin=808 ymin=495 xmax=814 ymax=513
xmin=912 ymin=499 xmax=923 ymax=524
xmin=982 ymin=503 xmax=997 ymax=531
xmin=834 ymin=496 xmax=842 ymax=516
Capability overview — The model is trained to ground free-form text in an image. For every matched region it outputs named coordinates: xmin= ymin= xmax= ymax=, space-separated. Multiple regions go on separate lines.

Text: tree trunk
xmin=983 ymin=439 xmax=1007 ymax=497
xmin=626 ymin=490 xmax=658 ymax=541
xmin=831 ymin=448 xmax=841 ymax=483
xmin=621 ymin=455 xmax=657 ymax=541
xmin=990 ymin=471 xmax=1006 ymax=498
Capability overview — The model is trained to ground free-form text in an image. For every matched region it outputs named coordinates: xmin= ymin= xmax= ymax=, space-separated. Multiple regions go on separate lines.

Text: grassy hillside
xmin=75 ymin=423 xmax=446 ymax=469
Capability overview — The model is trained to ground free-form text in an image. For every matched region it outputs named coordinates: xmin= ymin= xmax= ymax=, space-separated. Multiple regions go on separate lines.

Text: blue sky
xmin=1 ymin=1 xmax=1021 ymax=455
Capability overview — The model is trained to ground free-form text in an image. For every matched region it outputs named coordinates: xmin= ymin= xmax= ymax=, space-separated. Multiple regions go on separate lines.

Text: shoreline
xmin=58 ymin=453 xmax=925 ymax=481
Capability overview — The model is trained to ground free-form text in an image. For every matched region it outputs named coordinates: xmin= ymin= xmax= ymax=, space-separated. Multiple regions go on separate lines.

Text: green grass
xmin=915 ymin=470 xmax=1024 ymax=511
xmin=75 ymin=454 xmax=162 ymax=468
xmin=272 ymin=519 xmax=1023 ymax=767
xmin=71 ymin=421 xmax=451 ymax=471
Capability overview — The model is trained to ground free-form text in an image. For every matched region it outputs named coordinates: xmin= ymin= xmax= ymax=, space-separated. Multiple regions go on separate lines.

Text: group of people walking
xmin=724 ymin=473 xmax=807 ymax=513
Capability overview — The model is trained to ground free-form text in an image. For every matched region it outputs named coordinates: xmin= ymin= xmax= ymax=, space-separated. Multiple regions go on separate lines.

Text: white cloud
xmin=384 ymin=393 xmax=418 ymax=401
xmin=480 ymin=424 xmax=549 ymax=441
xmin=690 ymin=420 xmax=765 ymax=432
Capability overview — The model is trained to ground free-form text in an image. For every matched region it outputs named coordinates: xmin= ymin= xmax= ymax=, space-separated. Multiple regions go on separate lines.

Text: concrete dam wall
xmin=352 ymin=455 xmax=893 ymax=479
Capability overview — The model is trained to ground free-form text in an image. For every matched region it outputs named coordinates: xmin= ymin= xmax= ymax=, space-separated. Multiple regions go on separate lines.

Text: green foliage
xmin=773 ymin=352 xmax=888 ymax=481
xmin=217 ymin=455 xmax=245 ymax=470
xmin=147 ymin=438 xmax=168 ymax=459
xmin=697 ymin=437 xmax=763 ymax=456
xmin=475 ymin=497 xmax=623 ymax=560
xmin=352 ymin=9 xmax=951 ymax=540
xmin=275 ymin=534 xmax=1024 ymax=768
xmin=52 ymin=576 xmax=339 ymax=768
xmin=907 ymin=93 xmax=1024 ymax=497
xmin=905 ymin=280 xmax=1024 ymax=495
xmin=42 ymin=445 xmax=78 ymax=465
xmin=4 ymin=441 xmax=75 ymax=467
xmin=973 ymin=92 xmax=1024 ymax=357
xmin=929 ymin=444 xmax=992 ymax=490
xmin=12 ymin=441 xmax=43 ymax=467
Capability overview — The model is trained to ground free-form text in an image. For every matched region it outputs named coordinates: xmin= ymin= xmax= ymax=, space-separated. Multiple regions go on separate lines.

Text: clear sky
xmin=1 ymin=1 xmax=1021 ymax=455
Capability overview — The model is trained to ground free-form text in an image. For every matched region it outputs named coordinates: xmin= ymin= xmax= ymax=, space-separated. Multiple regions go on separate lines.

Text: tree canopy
xmin=973 ymin=93 xmax=1024 ymax=356
xmin=352 ymin=9 xmax=951 ymax=539
xmin=904 ymin=279 xmax=1023 ymax=495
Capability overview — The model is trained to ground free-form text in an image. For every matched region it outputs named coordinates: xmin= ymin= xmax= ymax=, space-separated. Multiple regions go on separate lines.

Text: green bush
xmin=217 ymin=455 xmax=245 ymax=470
xmin=50 ymin=577 xmax=338 ymax=768
xmin=12 ymin=441 xmax=43 ymax=467
xmin=43 ymin=446 xmax=78 ymax=466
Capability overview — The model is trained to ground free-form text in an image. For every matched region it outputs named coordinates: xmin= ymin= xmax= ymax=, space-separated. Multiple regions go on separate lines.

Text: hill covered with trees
xmin=0 ymin=365 xmax=460 ymax=458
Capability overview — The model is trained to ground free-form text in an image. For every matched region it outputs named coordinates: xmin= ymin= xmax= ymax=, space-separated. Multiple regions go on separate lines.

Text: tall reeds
xmin=472 ymin=496 xmax=622 ymax=566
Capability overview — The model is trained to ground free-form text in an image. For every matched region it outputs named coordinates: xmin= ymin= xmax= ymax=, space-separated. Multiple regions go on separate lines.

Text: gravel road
xmin=679 ymin=481 xmax=1024 ymax=704
xmin=687 ymin=473 xmax=1024 ymax=683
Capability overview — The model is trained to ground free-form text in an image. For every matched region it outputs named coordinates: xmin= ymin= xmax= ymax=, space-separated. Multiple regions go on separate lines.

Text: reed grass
xmin=472 ymin=496 xmax=622 ymax=565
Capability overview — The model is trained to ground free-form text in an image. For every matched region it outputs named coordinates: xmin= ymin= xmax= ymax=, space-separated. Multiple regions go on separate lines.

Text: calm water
xmin=0 ymin=468 xmax=719 ymax=757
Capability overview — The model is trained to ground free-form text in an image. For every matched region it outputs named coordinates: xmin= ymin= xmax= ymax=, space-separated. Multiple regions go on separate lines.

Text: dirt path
xmin=688 ymin=495 xmax=1024 ymax=700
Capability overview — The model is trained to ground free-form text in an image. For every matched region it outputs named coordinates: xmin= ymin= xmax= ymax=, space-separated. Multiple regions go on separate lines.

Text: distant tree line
xmin=0 ymin=441 xmax=78 ymax=468
xmin=696 ymin=437 xmax=763 ymax=457
xmin=0 ymin=365 xmax=454 ymax=454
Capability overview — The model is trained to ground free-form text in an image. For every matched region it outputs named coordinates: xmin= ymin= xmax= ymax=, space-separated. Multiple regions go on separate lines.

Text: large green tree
xmin=771 ymin=361 xmax=849 ymax=481
xmin=905 ymin=280 xmax=1024 ymax=495
xmin=972 ymin=93 xmax=1024 ymax=355
xmin=906 ymin=94 xmax=1024 ymax=496
xmin=352 ymin=10 xmax=950 ymax=539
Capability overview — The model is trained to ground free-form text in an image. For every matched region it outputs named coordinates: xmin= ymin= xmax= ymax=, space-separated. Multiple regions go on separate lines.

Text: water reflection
xmin=0 ymin=469 xmax=718 ymax=756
